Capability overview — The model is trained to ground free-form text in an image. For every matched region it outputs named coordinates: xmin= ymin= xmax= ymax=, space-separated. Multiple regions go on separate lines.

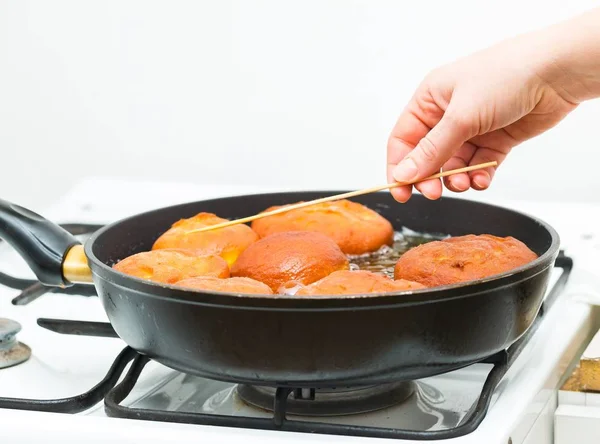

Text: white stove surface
xmin=2 ymin=178 xmax=600 ymax=444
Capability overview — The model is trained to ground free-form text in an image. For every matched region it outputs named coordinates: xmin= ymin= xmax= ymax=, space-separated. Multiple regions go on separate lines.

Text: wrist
xmin=534 ymin=8 xmax=600 ymax=104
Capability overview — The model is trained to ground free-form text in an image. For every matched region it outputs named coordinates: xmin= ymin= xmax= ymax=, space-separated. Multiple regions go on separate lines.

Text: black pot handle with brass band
xmin=0 ymin=198 xmax=92 ymax=286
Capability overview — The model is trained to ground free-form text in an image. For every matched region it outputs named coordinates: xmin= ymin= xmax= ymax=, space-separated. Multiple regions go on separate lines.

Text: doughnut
xmin=113 ymin=249 xmax=229 ymax=284
xmin=394 ymin=234 xmax=538 ymax=287
xmin=152 ymin=212 xmax=258 ymax=266
xmin=230 ymin=231 xmax=349 ymax=291
xmin=175 ymin=276 xmax=273 ymax=295
xmin=286 ymin=270 xmax=426 ymax=296
xmin=251 ymin=199 xmax=393 ymax=254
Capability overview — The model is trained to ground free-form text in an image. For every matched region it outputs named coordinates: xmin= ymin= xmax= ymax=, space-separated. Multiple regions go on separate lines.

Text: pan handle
xmin=0 ymin=198 xmax=87 ymax=287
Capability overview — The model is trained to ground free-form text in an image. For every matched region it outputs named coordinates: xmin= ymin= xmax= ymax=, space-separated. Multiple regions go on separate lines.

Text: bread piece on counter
xmin=561 ymin=327 xmax=600 ymax=392
xmin=579 ymin=329 xmax=600 ymax=392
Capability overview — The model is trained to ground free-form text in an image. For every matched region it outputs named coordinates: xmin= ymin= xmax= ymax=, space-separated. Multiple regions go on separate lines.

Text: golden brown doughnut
xmin=175 ymin=276 xmax=273 ymax=295
xmin=394 ymin=234 xmax=538 ymax=287
xmin=230 ymin=231 xmax=349 ymax=291
xmin=287 ymin=270 xmax=426 ymax=296
xmin=152 ymin=212 xmax=258 ymax=266
xmin=113 ymin=249 xmax=229 ymax=284
xmin=251 ymin=199 xmax=394 ymax=254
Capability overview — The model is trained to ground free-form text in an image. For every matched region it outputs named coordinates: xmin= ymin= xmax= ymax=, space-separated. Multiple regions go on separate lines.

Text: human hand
xmin=386 ymin=30 xmax=582 ymax=203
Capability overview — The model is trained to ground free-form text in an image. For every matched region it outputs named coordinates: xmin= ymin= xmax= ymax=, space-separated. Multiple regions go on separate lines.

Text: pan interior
xmin=87 ymin=191 xmax=558 ymax=305
xmin=90 ymin=192 xmax=554 ymax=267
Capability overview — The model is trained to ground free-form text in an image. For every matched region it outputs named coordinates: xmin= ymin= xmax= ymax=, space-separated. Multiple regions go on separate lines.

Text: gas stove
xmin=2 ymin=178 xmax=600 ymax=444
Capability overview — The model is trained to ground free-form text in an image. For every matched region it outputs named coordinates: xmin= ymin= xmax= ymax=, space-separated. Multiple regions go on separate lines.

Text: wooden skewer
xmin=186 ymin=161 xmax=498 ymax=234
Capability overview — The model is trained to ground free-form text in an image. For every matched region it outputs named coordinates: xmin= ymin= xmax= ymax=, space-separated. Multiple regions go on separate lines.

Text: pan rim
xmin=94 ymin=261 xmax=553 ymax=311
xmin=84 ymin=191 xmax=560 ymax=308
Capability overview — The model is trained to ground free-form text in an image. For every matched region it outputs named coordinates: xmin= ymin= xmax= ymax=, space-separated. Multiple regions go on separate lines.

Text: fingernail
xmin=446 ymin=179 xmax=458 ymax=192
xmin=450 ymin=175 xmax=469 ymax=192
xmin=393 ymin=158 xmax=419 ymax=183
xmin=472 ymin=172 xmax=491 ymax=189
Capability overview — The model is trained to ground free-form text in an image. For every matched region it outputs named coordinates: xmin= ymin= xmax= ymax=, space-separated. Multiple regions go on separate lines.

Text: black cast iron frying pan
xmin=0 ymin=192 xmax=559 ymax=388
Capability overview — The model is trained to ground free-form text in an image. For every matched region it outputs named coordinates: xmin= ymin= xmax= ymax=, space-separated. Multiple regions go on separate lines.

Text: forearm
xmin=536 ymin=7 xmax=600 ymax=103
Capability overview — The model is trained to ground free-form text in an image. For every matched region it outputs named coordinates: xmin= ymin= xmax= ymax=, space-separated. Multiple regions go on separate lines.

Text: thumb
xmin=392 ymin=111 xmax=473 ymax=183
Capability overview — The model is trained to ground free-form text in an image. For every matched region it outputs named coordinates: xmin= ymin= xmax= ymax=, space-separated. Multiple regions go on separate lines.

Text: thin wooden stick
xmin=186 ymin=161 xmax=497 ymax=234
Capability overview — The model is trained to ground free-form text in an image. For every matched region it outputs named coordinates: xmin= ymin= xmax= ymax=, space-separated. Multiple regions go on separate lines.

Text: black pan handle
xmin=0 ymin=198 xmax=80 ymax=287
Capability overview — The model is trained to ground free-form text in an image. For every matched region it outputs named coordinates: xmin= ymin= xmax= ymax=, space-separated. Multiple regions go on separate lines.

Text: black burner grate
xmin=0 ymin=347 xmax=137 ymax=413
xmin=0 ymin=250 xmax=573 ymax=440
xmin=0 ymin=223 xmax=102 ymax=304
xmin=101 ymin=350 xmax=507 ymax=440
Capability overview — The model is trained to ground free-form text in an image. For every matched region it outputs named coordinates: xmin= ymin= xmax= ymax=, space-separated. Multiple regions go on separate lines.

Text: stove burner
xmin=0 ymin=318 xmax=31 ymax=369
xmin=237 ymin=382 xmax=415 ymax=416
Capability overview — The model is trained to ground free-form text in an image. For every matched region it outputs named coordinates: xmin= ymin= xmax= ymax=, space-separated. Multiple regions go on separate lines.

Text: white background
xmin=1 ymin=0 xmax=599 ymax=209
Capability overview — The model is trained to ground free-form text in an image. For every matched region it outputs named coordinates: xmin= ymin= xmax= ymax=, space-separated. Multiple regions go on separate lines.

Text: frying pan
xmin=0 ymin=192 xmax=559 ymax=387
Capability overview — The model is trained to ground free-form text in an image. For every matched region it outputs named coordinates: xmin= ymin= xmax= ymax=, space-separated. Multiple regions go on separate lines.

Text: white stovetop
xmin=2 ymin=178 xmax=600 ymax=444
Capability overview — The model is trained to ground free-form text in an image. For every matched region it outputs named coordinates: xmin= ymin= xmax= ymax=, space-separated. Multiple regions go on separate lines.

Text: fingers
xmin=386 ymin=136 xmax=414 ymax=203
xmin=392 ymin=110 xmax=474 ymax=200
xmin=442 ymin=142 xmax=477 ymax=192
xmin=387 ymin=102 xmax=434 ymax=203
xmin=467 ymin=146 xmax=508 ymax=190
xmin=414 ymin=178 xmax=442 ymax=200
xmin=466 ymin=129 xmax=514 ymax=190
xmin=387 ymin=167 xmax=413 ymax=202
